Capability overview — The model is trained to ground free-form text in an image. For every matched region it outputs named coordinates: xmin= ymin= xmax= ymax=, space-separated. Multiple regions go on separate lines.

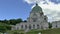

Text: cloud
xmin=24 ymin=0 xmax=60 ymax=22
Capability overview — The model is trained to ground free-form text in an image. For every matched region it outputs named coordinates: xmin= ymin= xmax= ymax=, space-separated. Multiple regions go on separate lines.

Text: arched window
xmin=32 ymin=13 xmax=37 ymax=22
xmin=56 ymin=22 xmax=57 ymax=28
xmin=33 ymin=24 xmax=35 ymax=29
xmin=44 ymin=17 xmax=46 ymax=20
xmin=25 ymin=25 xmax=27 ymax=29
xmin=37 ymin=24 xmax=40 ymax=29
xmin=21 ymin=25 xmax=23 ymax=29
xmin=41 ymin=25 xmax=43 ymax=29
xmin=29 ymin=24 xmax=31 ymax=29
xmin=32 ymin=17 xmax=37 ymax=22
xmin=32 ymin=18 xmax=37 ymax=22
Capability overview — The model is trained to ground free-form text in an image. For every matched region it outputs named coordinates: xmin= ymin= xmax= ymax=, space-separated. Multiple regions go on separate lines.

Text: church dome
xmin=32 ymin=3 xmax=42 ymax=12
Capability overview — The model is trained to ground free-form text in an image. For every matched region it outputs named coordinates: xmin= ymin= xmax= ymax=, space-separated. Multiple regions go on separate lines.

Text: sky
xmin=0 ymin=0 xmax=32 ymax=20
xmin=0 ymin=0 xmax=60 ymax=22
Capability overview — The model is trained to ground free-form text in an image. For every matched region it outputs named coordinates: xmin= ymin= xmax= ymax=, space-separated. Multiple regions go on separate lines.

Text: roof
xmin=32 ymin=3 xmax=42 ymax=12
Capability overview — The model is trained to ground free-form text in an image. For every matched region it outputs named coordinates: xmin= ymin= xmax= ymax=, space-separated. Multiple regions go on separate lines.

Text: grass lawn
xmin=26 ymin=28 xmax=60 ymax=34
xmin=6 ymin=28 xmax=60 ymax=34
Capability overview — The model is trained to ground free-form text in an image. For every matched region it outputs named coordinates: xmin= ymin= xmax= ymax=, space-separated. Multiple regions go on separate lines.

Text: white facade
xmin=52 ymin=21 xmax=60 ymax=28
xmin=11 ymin=4 xmax=49 ymax=31
xmin=12 ymin=22 xmax=48 ymax=30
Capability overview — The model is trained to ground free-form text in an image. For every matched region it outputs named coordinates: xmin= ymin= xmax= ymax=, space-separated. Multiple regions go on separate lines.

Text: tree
xmin=8 ymin=18 xmax=23 ymax=25
xmin=3 ymin=19 xmax=8 ymax=24
xmin=0 ymin=22 xmax=11 ymax=33
xmin=6 ymin=25 xmax=11 ymax=30
xmin=23 ymin=20 xmax=27 ymax=22
xmin=0 ymin=26 xmax=7 ymax=34
xmin=49 ymin=23 xmax=52 ymax=28
xmin=0 ymin=18 xmax=23 ymax=25
xmin=9 ymin=19 xmax=16 ymax=25
xmin=16 ymin=18 xmax=23 ymax=23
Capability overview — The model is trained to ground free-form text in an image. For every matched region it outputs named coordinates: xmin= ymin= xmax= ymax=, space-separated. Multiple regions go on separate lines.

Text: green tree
xmin=8 ymin=18 xmax=23 ymax=25
xmin=49 ymin=23 xmax=52 ymax=28
xmin=9 ymin=19 xmax=16 ymax=25
xmin=16 ymin=18 xmax=23 ymax=23
xmin=0 ymin=22 xmax=11 ymax=33
xmin=23 ymin=20 xmax=27 ymax=22
xmin=0 ymin=26 xmax=7 ymax=34
xmin=3 ymin=19 xmax=9 ymax=24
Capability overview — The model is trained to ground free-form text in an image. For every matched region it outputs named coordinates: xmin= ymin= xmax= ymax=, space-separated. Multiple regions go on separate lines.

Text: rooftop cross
xmin=36 ymin=3 xmax=38 ymax=6
xmin=36 ymin=0 xmax=39 ymax=6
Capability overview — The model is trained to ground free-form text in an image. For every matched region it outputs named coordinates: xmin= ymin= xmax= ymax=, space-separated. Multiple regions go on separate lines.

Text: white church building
xmin=52 ymin=21 xmax=60 ymax=28
xmin=11 ymin=3 xmax=49 ymax=31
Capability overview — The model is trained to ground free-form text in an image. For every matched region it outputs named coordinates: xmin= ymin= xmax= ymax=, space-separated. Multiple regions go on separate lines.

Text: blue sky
xmin=0 ymin=0 xmax=60 ymax=22
xmin=0 ymin=0 xmax=33 ymax=20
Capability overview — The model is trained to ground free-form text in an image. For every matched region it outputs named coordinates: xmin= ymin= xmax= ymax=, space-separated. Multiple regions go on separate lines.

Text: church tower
xmin=27 ymin=3 xmax=48 ymax=22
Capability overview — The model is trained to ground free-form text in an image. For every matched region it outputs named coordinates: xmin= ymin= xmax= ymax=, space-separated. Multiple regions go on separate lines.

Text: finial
xmin=36 ymin=3 xmax=38 ymax=6
xmin=36 ymin=0 xmax=38 ymax=6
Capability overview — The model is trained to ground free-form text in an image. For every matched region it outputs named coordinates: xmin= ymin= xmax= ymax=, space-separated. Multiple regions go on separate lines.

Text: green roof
xmin=32 ymin=4 xmax=42 ymax=12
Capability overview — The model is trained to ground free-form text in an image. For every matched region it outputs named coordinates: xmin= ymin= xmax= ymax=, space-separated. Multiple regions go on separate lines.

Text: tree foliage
xmin=23 ymin=20 xmax=27 ymax=22
xmin=49 ymin=23 xmax=52 ymax=28
xmin=0 ymin=18 xmax=23 ymax=25
xmin=0 ymin=18 xmax=23 ymax=33
xmin=0 ymin=23 xmax=11 ymax=33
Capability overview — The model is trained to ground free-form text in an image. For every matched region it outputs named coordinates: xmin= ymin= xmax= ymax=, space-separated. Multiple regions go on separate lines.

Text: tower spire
xmin=36 ymin=3 xmax=38 ymax=6
xmin=36 ymin=0 xmax=38 ymax=6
